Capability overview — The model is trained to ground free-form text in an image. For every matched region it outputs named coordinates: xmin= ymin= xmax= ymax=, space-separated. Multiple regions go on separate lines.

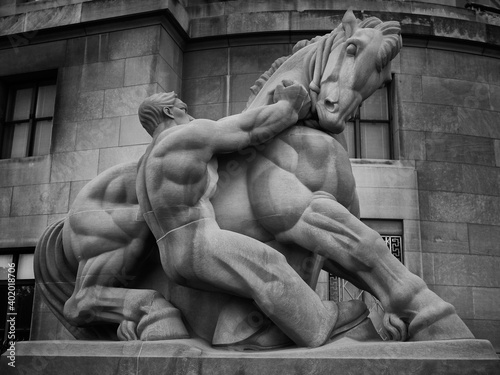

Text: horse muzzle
xmin=315 ymin=100 xmax=346 ymax=134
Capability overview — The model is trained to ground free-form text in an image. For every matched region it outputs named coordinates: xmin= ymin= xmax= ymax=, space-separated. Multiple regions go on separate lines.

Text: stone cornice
xmin=0 ymin=0 xmax=499 ymax=56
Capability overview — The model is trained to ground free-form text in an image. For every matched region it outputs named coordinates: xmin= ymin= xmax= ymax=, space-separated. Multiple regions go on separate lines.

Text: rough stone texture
xmin=25 ymin=3 xmax=82 ymax=31
xmin=0 ymin=156 xmax=51 ymax=188
xmin=65 ymin=34 xmax=110 ymax=66
xmin=75 ymin=117 xmax=121 ymax=151
xmin=81 ymin=60 xmax=125 ymax=92
xmin=156 ymin=56 xmax=182 ymax=94
xmin=51 ymin=121 xmax=78 ymax=153
xmin=419 ymin=191 xmax=500 ymax=225
xmin=103 ymin=83 xmax=158 ymax=118
xmin=425 ymin=133 xmax=495 ymax=166
xmin=396 ymin=74 xmax=422 ymax=102
xmin=182 ymin=76 xmax=227 ymax=107
xmin=422 ymin=76 xmax=491 ymax=110
xmin=108 ymin=26 xmax=160 ymax=60
xmin=119 ymin=115 xmax=152 ymax=146
xmin=473 ymin=287 xmax=500 ymax=320
xmin=433 ymin=253 xmax=500 ymax=288
xmin=420 ymin=221 xmax=469 ymax=254
xmin=183 ymin=48 xmax=228 ymax=78
xmin=124 ymin=55 xmax=157 ymax=87
xmin=159 ymin=28 xmax=183 ymax=76
xmin=399 ymin=130 xmax=426 ymax=160
xmin=0 ymin=187 xmax=12 ymax=217
xmin=0 ymin=41 xmax=66 ymax=76
xmin=395 ymin=44 xmax=500 ymax=351
xmin=11 ymin=183 xmax=70 ymax=216
xmin=0 ymin=215 xmax=48 ymax=247
xmin=69 ymin=180 xmax=90 ymax=207
xmin=400 ymin=102 xmax=458 ymax=133
xmin=1 ymin=339 xmax=498 ymax=375
xmin=468 ymin=224 xmax=500 ymax=257
xmin=457 ymin=107 xmax=500 ymax=138
xmin=417 ymin=161 xmax=500 ymax=195
xmin=50 ymin=150 xmax=99 ymax=183
xmin=97 ymin=144 xmax=148 ymax=173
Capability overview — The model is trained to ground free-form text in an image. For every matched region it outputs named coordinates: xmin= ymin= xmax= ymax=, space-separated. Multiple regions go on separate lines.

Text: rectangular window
xmin=1 ymin=73 xmax=56 ymax=159
xmin=344 ymin=83 xmax=393 ymax=159
xmin=0 ymin=248 xmax=35 ymax=345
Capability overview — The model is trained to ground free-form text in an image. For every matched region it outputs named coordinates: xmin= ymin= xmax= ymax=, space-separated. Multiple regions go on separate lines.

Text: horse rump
xmin=34 ymin=218 xmax=116 ymax=340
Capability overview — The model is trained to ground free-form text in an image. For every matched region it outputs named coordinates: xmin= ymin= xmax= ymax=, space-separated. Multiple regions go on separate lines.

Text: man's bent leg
xmin=158 ymin=218 xmax=367 ymax=348
xmin=277 ymin=193 xmax=474 ymax=341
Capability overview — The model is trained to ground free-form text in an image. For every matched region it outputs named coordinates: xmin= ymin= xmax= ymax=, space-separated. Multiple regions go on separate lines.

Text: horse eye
xmin=346 ymin=43 xmax=357 ymax=56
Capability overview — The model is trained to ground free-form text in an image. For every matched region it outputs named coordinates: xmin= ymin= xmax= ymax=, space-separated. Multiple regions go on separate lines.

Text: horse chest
xmin=278 ymin=129 xmax=354 ymax=198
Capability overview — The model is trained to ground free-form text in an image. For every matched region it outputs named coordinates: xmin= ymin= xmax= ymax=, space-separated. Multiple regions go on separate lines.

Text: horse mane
xmin=245 ymin=27 xmax=343 ymax=109
xmin=245 ymin=15 xmax=402 ymax=109
xmin=246 ymin=55 xmax=290 ymax=108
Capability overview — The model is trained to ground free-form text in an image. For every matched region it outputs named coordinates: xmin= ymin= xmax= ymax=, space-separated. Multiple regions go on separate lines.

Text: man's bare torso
xmin=137 ymin=123 xmax=221 ymax=235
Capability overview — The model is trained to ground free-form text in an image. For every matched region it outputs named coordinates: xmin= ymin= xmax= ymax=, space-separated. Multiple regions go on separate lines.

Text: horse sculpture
xmin=34 ymin=11 xmax=474 ymax=348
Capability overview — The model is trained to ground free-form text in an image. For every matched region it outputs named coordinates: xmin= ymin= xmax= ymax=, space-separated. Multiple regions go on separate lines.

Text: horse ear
xmin=342 ymin=9 xmax=357 ymax=38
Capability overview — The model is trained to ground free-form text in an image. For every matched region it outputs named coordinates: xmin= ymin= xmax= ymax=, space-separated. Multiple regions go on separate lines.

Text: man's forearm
xmin=244 ymin=100 xmax=299 ymax=145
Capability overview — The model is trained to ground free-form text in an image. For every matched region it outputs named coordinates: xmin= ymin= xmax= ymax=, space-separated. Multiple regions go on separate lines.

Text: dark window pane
xmin=15 ymin=284 xmax=34 ymax=341
xmin=9 ymin=88 xmax=32 ymax=122
xmin=9 ymin=122 xmax=30 ymax=158
xmin=344 ymin=121 xmax=356 ymax=158
xmin=17 ymin=254 xmax=34 ymax=280
xmin=360 ymin=122 xmax=390 ymax=159
xmin=360 ymin=87 xmax=388 ymax=121
xmin=32 ymin=120 xmax=52 ymax=156
xmin=0 ymin=286 xmax=6 ymax=341
xmin=36 ymin=85 xmax=56 ymax=118
xmin=0 ymin=255 xmax=13 ymax=281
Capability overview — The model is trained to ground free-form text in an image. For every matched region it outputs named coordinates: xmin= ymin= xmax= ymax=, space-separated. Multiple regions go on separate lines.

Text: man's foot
xmin=213 ymin=298 xmax=292 ymax=350
xmin=136 ymin=296 xmax=190 ymax=341
xmin=215 ymin=321 xmax=293 ymax=351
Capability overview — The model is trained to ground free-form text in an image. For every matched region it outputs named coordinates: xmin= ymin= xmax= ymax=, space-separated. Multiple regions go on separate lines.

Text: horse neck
xmin=246 ymin=46 xmax=316 ymax=110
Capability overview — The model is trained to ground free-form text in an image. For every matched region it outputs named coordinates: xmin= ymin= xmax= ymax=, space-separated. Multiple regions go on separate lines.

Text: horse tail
xmin=34 ymin=218 xmax=114 ymax=340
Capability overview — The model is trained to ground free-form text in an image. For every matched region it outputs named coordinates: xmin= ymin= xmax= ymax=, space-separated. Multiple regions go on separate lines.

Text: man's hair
xmin=138 ymin=92 xmax=177 ymax=136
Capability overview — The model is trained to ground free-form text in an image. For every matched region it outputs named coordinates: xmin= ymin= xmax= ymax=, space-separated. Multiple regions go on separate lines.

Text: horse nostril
xmin=324 ymin=98 xmax=338 ymax=113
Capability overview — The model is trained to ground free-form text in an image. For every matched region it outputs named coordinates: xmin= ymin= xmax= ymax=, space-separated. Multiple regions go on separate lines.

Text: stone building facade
xmin=0 ymin=0 xmax=498 ymax=351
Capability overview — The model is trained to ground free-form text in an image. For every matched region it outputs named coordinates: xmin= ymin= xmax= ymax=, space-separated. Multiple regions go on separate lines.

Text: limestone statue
xmin=34 ymin=11 xmax=474 ymax=349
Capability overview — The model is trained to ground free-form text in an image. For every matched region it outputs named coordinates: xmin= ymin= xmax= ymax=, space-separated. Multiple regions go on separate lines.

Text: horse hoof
xmin=409 ymin=308 xmax=474 ymax=341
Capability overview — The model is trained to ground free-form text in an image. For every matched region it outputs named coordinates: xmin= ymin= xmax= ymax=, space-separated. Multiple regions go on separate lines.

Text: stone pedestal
xmin=1 ymin=337 xmax=498 ymax=375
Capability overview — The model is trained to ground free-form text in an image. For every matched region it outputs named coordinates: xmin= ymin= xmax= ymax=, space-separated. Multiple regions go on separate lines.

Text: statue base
xmin=2 ymin=337 xmax=498 ymax=375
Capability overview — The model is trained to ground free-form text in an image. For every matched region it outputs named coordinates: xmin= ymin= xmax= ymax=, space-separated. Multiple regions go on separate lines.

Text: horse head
xmin=312 ymin=11 xmax=402 ymax=134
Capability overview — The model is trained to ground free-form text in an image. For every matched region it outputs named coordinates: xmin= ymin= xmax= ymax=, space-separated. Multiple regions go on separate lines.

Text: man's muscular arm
xmin=206 ymin=80 xmax=310 ymax=154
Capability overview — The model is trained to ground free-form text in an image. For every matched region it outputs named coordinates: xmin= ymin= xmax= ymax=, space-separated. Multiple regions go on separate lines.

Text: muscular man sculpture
xmin=135 ymin=83 xmax=367 ymax=348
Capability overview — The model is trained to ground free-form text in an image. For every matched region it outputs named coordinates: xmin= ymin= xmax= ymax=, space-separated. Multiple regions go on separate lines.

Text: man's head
xmin=138 ymin=92 xmax=192 ymax=136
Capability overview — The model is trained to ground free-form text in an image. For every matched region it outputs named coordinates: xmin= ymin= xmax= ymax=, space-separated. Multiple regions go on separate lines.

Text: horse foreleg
xmin=64 ymin=284 xmax=187 ymax=340
xmin=274 ymin=192 xmax=474 ymax=342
